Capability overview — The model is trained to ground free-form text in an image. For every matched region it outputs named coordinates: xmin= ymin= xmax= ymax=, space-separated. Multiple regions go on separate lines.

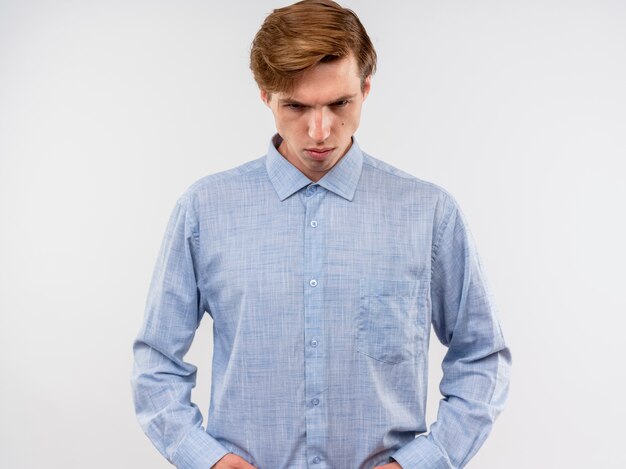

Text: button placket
xmin=302 ymin=184 xmax=327 ymax=466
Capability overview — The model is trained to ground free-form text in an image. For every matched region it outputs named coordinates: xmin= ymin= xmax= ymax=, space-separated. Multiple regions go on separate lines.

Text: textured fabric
xmin=131 ymin=135 xmax=511 ymax=469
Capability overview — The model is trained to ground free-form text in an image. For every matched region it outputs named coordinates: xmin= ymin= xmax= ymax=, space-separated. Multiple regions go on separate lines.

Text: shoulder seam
xmin=362 ymin=155 xmax=446 ymax=193
xmin=185 ymin=156 xmax=266 ymax=194
xmin=362 ymin=157 xmax=414 ymax=180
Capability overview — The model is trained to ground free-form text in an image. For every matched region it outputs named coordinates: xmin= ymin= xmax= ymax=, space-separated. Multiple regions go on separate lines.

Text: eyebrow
xmin=278 ymin=94 xmax=358 ymax=106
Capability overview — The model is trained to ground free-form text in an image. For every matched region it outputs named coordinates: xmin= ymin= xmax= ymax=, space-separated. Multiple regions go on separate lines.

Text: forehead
xmin=279 ymin=54 xmax=362 ymax=103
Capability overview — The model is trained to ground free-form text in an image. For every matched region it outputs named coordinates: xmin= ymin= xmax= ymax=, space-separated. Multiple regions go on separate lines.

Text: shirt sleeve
xmin=130 ymin=194 xmax=229 ymax=469
xmin=391 ymin=194 xmax=512 ymax=469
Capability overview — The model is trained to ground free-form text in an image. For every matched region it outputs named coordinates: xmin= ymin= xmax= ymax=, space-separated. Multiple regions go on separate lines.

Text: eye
xmin=285 ymin=103 xmax=304 ymax=111
xmin=332 ymin=100 xmax=350 ymax=108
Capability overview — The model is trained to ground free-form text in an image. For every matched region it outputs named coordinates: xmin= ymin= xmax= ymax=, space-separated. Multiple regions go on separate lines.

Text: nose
xmin=308 ymin=107 xmax=331 ymax=143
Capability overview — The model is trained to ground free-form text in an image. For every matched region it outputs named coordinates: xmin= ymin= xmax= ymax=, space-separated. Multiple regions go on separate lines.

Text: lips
xmin=305 ymin=147 xmax=334 ymax=160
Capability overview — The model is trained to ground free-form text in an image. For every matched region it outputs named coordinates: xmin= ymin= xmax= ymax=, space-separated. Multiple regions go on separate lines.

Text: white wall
xmin=1 ymin=1 xmax=624 ymax=467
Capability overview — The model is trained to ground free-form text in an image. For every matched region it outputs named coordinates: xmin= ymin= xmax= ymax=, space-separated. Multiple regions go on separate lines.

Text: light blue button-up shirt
xmin=131 ymin=135 xmax=511 ymax=469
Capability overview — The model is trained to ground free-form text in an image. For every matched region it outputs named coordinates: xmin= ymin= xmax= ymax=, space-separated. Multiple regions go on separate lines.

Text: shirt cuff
xmin=171 ymin=425 xmax=230 ymax=469
xmin=390 ymin=436 xmax=452 ymax=469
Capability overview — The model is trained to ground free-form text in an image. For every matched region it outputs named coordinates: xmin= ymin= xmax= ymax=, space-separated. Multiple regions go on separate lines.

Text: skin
xmin=212 ymin=55 xmax=401 ymax=469
xmin=211 ymin=453 xmax=255 ymax=469
xmin=211 ymin=452 xmax=401 ymax=469
xmin=261 ymin=53 xmax=371 ymax=182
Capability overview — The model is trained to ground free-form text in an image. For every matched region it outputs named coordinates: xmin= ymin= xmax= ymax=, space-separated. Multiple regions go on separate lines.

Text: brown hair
xmin=250 ymin=0 xmax=377 ymax=94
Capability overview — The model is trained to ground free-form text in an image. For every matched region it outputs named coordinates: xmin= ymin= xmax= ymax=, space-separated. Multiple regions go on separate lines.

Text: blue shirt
xmin=131 ymin=135 xmax=511 ymax=469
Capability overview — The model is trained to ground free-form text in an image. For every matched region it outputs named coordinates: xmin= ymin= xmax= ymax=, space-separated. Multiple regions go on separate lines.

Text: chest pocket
xmin=357 ymin=278 xmax=420 ymax=365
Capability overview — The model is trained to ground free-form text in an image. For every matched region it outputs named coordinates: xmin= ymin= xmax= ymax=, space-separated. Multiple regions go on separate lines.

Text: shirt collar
xmin=265 ymin=134 xmax=364 ymax=202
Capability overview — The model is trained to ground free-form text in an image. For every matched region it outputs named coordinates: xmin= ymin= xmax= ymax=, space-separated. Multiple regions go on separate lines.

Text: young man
xmin=131 ymin=1 xmax=511 ymax=468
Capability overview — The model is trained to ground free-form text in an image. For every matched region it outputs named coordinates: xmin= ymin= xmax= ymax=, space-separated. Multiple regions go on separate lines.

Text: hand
xmin=211 ymin=452 xmax=257 ymax=469
xmin=373 ymin=463 xmax=402 ymax=469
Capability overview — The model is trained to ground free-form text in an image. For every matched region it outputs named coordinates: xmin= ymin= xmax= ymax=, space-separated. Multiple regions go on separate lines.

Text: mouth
xmin=304 ymin=147 xmax=334 ymax=160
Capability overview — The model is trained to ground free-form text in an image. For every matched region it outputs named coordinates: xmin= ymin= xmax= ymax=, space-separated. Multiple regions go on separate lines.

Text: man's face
xmin=262 ymin=54 xmax=371 ymax=182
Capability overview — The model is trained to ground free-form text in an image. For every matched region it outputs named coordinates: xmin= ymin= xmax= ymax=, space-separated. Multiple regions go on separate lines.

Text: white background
xmin=1 ymin=1 xmax=625 ymax=467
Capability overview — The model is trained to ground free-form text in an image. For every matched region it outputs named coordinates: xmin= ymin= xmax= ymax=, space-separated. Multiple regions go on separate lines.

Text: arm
xmin=130 ymin=194 xmax=230 ymax=469
xmin=391 ymin=194 xmax=512 ymax=469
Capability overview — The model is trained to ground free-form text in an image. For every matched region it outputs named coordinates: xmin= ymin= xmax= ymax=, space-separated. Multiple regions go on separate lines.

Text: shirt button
xmin=310 ymin=220 xmax=318 ymax=228
xmin=313 ymin=456 xmax=321 ymax=464
xmin=310 ymin=339 xmax=318 ymax=347
xmin=311 ymin=398 xmax=319 ymax=406
xmin=309 ymin=279 xmax=317 ymax=287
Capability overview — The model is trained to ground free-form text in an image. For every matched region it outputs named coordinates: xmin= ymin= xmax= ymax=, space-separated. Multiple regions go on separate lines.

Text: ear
xmin=260 ymin=88 xmax=271 ymax=107
xmin=361 ymin=75 xmax=372 ymax=101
